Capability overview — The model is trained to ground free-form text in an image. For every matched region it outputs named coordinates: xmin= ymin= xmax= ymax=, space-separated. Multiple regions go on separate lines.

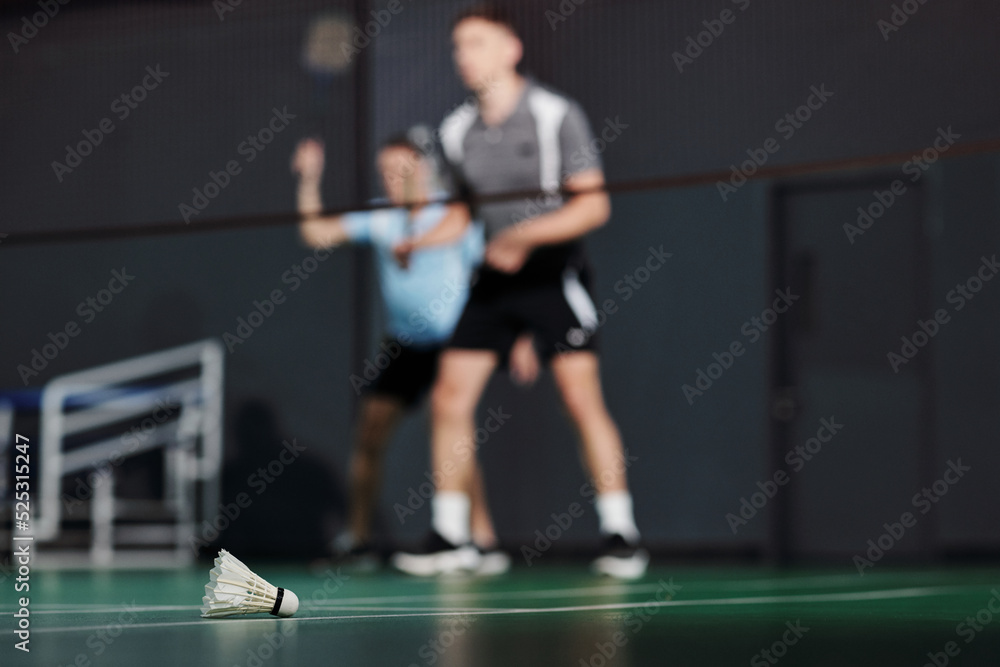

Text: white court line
xmin=313 ymin=573 xmax=889 ymax=606
xmin=17 ymin=585 xmax=972 ymax=636
xmin=313 ymin=582 xmax=666 ymax=606
xmin=30 ymin=605 xmax=197 ymax=614
xmin=0 ymin=574 xmax=981 ymax=613
xmin=0 ymin=572 xmax=948 ymax=613
xmin=20 ymin=605 xmax=498 ymax=616
xmin=722 ymin=573 xmax=874 ymax=590
xmin=0 ymin=581 xmax=661 ymax=613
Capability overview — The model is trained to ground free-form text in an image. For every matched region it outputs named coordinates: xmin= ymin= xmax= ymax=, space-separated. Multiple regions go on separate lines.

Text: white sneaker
xmin=591 ymin=534 xmax=649 ymax=580
xmin=391 ymin=531 xmax=481 ymax=576
xmin=475 ymin=547 xmax=511 ymax=576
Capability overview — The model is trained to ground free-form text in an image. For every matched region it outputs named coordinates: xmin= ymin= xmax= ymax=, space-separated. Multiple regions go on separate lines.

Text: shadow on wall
xmin=202 ymin=398 xmax=346 ymax=559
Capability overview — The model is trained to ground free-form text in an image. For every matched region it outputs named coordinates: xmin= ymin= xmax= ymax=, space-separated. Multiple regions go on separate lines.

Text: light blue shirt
xmin=341 ymin=203 xmax=483 ymax=346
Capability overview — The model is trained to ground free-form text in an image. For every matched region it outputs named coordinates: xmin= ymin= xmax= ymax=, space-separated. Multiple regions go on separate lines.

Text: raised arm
xmin=291 ymin=138 xmax=351 ymax=248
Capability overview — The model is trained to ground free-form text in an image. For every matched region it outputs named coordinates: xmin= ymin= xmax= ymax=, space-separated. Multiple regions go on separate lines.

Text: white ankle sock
xmin=595 ymin=491 xmax=640 ymax=543
xmin=432 ymin=492 xmax=471 ymax=546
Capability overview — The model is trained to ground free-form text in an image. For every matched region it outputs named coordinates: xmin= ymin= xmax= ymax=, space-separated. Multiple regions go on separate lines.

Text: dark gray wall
xmin=931 ymin=155 xmax=1000 ymax=550
xmin=2 ymin=0 xmax=999 ymax=559
xmin=3 ymin=0 xmax=999 ymax=233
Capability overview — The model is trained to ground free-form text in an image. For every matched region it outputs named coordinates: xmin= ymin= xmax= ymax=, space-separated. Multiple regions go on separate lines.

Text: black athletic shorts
xmin=366 ymin=341 xmax=443 ymax=408
xmin=449 ymin=264 xmax=600 ymax=361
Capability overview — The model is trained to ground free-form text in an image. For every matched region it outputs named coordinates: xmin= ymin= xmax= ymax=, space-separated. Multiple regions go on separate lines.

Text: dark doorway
xmin=768 ymin=177 xmax=934 ymax=563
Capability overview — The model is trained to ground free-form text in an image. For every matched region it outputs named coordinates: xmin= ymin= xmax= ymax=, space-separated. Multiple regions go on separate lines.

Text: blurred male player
xmin=292 ymin=134 xmax=537 ymax=571
xmin=392 ymin=5 xmax=648 ymax=578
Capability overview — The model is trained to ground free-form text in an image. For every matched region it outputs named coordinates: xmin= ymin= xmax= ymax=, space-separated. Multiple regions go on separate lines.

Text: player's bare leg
xmin=343 ymin=395 xmax=404 ymax=551
xmin=469 ymin=461 xmax=510 ymax=574
xmin=469 ymin=463 xmax=498 ymax=546
xmin=392 ymin=349 xmax=498 ymax=575
xmin=430 ymin=349 xmax=499 ymax=495
xmin=550 ymin=351 xmax=648 ymax=578
xmin=550 ymin=352 xmax=628 ymax=493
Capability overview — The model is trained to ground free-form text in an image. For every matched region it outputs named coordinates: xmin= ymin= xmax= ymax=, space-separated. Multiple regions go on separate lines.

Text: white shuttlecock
xmin=201 ymin=549 xmax=299 ymax=618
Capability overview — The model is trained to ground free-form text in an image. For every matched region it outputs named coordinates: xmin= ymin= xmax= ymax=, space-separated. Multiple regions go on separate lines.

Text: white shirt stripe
xmin=527 ymin=87 xmax=570 ymax=194
xmin=439 ymin=101 xmax=479 ymax=165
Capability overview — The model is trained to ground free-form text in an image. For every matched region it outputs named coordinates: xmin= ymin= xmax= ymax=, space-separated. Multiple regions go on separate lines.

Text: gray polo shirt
xmin=439 ymin=79 xmax=602 ymax=281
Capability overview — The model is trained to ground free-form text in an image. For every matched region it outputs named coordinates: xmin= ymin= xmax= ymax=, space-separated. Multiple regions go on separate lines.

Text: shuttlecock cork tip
xmin=271 ymin=588 xmax=299 ymax=617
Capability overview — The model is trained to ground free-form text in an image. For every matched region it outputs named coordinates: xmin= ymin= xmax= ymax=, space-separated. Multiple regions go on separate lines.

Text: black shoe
xmin=337 ymin=542 xmax=382 ymax=572
xmin=591 ymin=534 xmax=649 ymax=579
xmin=391 ymin=530 xmax=481 ymax=576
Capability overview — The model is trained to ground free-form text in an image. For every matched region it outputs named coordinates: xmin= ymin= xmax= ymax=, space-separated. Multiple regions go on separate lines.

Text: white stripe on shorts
xmin=562 ymin=269 xmax=598 ymax=332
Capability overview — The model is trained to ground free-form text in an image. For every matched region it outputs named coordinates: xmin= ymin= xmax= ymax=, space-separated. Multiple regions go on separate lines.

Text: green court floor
xmin=6 ymin=562 xmax=1000 ymax=666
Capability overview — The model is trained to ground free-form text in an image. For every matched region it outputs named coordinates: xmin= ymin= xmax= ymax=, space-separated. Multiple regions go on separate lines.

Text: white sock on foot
xmin=596 ymin=491 xmax=640 ymax=543
xmin=432 ymin=492 xmax=471 ymax=546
